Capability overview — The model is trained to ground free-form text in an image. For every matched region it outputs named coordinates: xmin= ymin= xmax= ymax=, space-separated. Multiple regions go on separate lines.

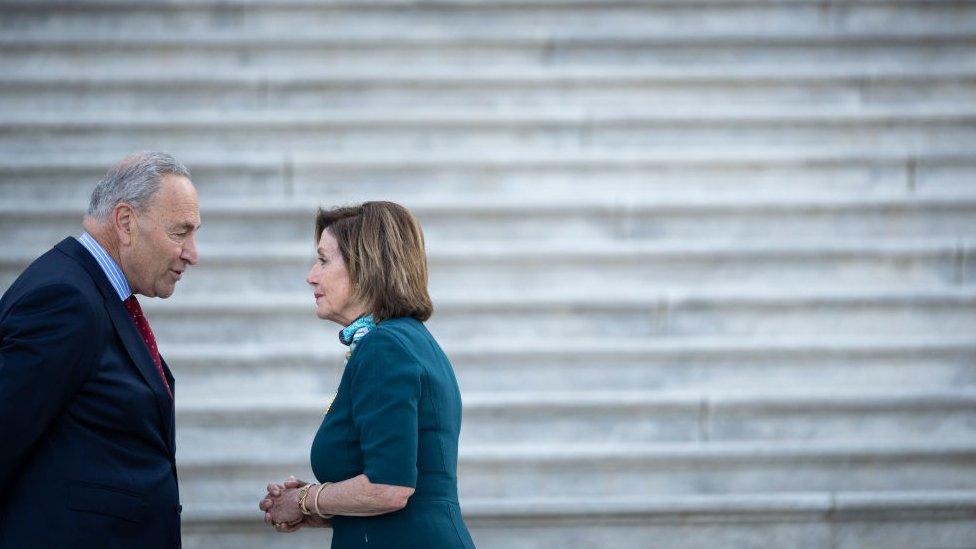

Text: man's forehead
xmin=159 ymin=174 xmax=196 ymax=197
xmin=152 ymin=176 xmax=198 ymax=211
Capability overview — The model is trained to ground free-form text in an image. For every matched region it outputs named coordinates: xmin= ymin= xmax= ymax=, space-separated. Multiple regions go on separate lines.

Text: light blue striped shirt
xmin=76 ymin=232 xmax=132 ymax=301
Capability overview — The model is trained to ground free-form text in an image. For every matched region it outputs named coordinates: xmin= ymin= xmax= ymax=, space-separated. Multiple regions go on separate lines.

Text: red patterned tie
xmin=123 ymin=295 xmax=172 ymax=399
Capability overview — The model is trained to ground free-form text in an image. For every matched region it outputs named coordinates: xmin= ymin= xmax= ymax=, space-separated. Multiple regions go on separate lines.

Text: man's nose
xmin=182 ymin=234 xmax=199 ymax=265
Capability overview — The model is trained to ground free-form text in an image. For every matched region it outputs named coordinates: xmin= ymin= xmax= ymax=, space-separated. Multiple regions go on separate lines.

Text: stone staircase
xmin=1 ymin=0 xmax=975 ymax=547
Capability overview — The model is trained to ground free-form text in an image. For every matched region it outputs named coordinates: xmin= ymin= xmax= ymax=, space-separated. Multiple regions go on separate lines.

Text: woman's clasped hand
xmin=260 ymin=476 xmax=331 ymax=533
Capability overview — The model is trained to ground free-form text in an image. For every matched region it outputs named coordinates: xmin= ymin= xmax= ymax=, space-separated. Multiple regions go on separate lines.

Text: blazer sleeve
xmin=349 ymin=329 xmax=422 ymax=488
xmin=0 ymin=283 xmax=98 ymax=493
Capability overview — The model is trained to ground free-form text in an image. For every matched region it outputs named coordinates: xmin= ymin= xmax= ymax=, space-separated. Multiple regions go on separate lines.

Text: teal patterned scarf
xmin=339 ymin=314 xmax=376 ymax=356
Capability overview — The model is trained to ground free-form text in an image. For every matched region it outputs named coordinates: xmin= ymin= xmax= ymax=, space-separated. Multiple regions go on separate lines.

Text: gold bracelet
xmin=298 ymin=483 xmax=314 ymax=516
xmin=313 ymin=482 xmax=334 ymax=519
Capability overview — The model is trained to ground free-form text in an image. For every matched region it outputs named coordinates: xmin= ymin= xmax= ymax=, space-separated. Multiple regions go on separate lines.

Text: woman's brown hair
xmin=315 ymin=201 xmax=433 ymax=323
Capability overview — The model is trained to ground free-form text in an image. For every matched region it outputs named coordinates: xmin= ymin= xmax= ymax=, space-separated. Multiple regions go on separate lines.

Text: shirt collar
xmin=76 ymin=232 xmax=132 ymax=301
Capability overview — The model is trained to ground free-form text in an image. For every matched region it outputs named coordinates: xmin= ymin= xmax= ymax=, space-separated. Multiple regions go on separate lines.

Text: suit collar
xmin=55 ymin=237 xmax=119 ymax=301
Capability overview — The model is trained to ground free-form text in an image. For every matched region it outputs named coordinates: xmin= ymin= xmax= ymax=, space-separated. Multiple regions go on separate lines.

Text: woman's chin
xmin=317 ymin=311 xmax=344 ymax=325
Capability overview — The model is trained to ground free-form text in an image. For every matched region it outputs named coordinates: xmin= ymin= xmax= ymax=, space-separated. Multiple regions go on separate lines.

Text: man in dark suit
xmin=0 ymin=152 xmax=201 ymax=548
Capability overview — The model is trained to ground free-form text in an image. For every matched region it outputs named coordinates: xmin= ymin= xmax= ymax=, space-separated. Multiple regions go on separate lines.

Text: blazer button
xmin=176 ymin=504 xmax=183 ymax=514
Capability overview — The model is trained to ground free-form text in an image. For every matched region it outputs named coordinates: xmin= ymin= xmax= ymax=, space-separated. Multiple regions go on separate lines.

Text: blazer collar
xmin=55 ymin=237 xmax=119 ymax=301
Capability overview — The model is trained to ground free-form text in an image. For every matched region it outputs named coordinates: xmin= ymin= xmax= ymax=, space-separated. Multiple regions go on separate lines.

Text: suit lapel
xmin=106 ymin=301 xmax=175 ymax=448
xmin=161 ymin=355 xmax=177 ymax=452
xmin=55 ymin=238 xmax=175 ymax=454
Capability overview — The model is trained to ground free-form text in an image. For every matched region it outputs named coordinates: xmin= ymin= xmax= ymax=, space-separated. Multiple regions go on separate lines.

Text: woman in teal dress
xmin=259 ymin=201 xmax=476 ymax=549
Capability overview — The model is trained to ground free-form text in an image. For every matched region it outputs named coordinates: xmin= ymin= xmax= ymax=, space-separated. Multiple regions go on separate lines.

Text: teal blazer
xmin=311 ymin=317 xmax=475 ymax=549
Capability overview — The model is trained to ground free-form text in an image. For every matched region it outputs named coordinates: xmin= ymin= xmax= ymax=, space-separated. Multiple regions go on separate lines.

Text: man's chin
xmin=155 ymin=286 xmax=177 ymax=299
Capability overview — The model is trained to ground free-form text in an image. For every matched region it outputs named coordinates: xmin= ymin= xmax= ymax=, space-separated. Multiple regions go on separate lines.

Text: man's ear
xmin=114 ymin=203 xmax=136 ymax=246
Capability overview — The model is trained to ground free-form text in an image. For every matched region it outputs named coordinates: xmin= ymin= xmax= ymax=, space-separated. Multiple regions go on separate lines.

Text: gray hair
xmin=87 ymin=152 xmax=191 ymax=220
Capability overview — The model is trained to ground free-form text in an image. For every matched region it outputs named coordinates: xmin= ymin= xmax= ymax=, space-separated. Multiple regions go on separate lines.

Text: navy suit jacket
xmin=0 ymin=238 xmax=181 ymax=548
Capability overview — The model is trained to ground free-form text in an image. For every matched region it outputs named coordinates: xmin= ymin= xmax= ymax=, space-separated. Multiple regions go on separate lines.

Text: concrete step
xmin=5 ymin=1 xmax=973 ymax=43
xmin=3 ymin=37 xmax=973 ymax=73
xmin=134 ymin=288 xmax=976 ymax=344
xmin=6 ymin=239 xmax=969 ymax=296
xmin=7 ymin=0 xmax=975 ymax=9
xmin=175 ymin=389 xmax=976 ymax=453
xmin=9 ymin=0 xmax=971 ymax=4
xmin=8 ymin=61 xmax=975 ymax=82
xmin=0 ymin=35 xmax=974 ymax=73
xmin=179 ymin=491 xmax=976 ymax=549
xmin=164 ymin=335 xmax=976 ymax=397
xmin=173 ymin=441 xmax=976 ymax=503
xmin=5 ymin=195 xmax=976 ymax=248
xmin=2 ymin=106 xmax=973 ymax=153
xmin=3 ymin=66 xmax=975 ymax=111
xmin=1 ymin=149 xmax=972 ymax=203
